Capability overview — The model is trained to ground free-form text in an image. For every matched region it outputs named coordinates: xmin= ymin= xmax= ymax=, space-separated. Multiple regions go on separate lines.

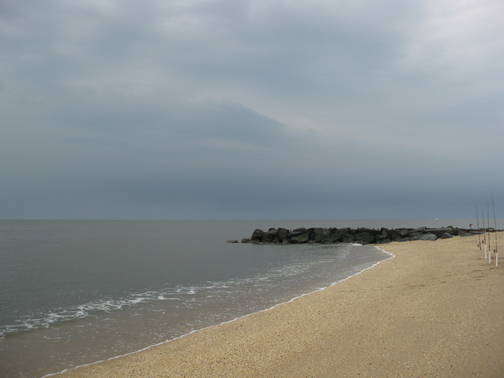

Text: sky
xmin=1 ymin=0 xmax=503 ymax=220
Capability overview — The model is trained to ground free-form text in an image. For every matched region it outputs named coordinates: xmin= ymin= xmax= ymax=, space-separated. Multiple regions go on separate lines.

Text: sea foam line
xmin=43 ymin=245 xmax=394 ymax=378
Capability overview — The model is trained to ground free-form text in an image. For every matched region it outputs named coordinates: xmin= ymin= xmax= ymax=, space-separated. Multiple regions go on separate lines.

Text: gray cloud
xmin=1 ymin=0 xmax=503 ymax=220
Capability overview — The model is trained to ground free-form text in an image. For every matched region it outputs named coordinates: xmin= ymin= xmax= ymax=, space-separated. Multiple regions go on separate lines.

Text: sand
xmin=54 ymin=234 xmax=504 ymax=378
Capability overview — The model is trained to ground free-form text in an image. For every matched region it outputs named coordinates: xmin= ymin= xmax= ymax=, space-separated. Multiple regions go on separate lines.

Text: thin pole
xmin=483 ymin=210 xmax=487 ymax=259
xmin=490 ymin=190 xmax=498 ymax=267
xmin=488 ymin=202 xmax=491 ymax=253
xmin=476 ymin=203 xmax=482 ymax=253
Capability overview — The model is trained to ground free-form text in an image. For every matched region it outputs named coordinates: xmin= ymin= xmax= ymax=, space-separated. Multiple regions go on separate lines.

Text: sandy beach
xmin=54 ymin=233 xmax=504 ymax=378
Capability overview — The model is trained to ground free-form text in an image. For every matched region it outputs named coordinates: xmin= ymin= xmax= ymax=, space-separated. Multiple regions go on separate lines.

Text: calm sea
xmin=0 ymin=219 xmax=475 ymax=377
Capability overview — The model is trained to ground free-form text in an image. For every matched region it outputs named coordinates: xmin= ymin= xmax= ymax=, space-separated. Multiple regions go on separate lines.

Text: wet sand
xmin=54 ymin=234 xmax=504 ymax=377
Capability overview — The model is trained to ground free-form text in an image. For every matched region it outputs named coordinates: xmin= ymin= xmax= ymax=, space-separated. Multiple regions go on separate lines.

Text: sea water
xmin=0 ymin=219 xmax=474 ymax=377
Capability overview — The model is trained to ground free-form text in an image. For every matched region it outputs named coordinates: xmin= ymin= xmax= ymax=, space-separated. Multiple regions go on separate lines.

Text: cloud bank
xmin=1 ymin=0 xmax=503 ymax=219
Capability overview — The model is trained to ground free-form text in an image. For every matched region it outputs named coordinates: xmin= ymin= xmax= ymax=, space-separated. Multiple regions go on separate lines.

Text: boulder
xmin=277 ymin=228 xmax=290 ymax=242
xmin=376 ymin=229 xmax=390 ymax=242
xmin=458 ymin=231 xmax=473 ymax=237
xmin=340 ymin=233 xmax=355 ymax=243
xmin=291 ymin=227 xmax=307 ymax=235
xmin=376 ymin=238 xmax=391 ymax=244
xmin=355 ymin=232 xmax=375 ymax=244
xmin=313 ymin=228 xmax=328 ymax=243
xmin=262 ymin=228 xmax=279 ymax=243
xmin=396 ymin=237 xmax=411 ymax=242
xmin=428 ymin=228 xmax=451 ymax=238
xmin=420 ymin=233 xmax=437 ymax=241
xmin=322 ymin=230 xmax=343 ymax=243
xmin=356 ymin=228 xmax=382 ymax=237
xmin=290 ymin=232 xmax=311 ymax=244
xmin=386 ymin=229 xmax=401 ymax=240
xmin=411 ymin=233 xmax=424 ymax=240
xmin=398 ymin=229 xmax=411 ymax=237
xmin=251 ymin=229 xmax=265 ymax=241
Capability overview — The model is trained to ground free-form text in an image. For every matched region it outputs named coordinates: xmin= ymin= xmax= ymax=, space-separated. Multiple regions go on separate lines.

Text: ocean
xmin=0 ymin=219 xmax=475 ymax=377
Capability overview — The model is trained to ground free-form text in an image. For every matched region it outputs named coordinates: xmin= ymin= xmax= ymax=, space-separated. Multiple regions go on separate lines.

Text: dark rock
xmin=398 ymin=229 xmax=411 ymax=237
xmin=345 ymin=228 xmax=357 ymax=235
xmin=376 ymin=230 xmax=390 ymax=241
xmin=322 ymin=230 xmax=344 ymax=243
xmin=227 ymin=240 xmax=239 ymax=243
xmin=290 ymin=232 xmax=310 ymax=243
xmin=389 ymin=234 xmax=401 ymax=241
xmin=313 ymin=228 xmax=328 ymax=243
xmin=396 ymin=237 xmax=411 ymax=242
xmin=428 ymin=228 xmax=451 ymax=238
xmin=376 ymin=238 xmax=391 ymax=244
xmin=454 ymin=228 xmax=472 ymax=236
xmin=251 ymin=229 xmax=265 ymax=241
xmin=277 ymin=228 xmax=290 ymax=242
xmin=355 ymin=232 xmax=375 ymax=244
xmin=470 ymin=230 xmax=484 ymax=235
xmin=459 ymin=231 xmax=473 ymax=237
xmin=340 ymin=233 xmax=355 ymax=243
xmin=262 ymin=228 xmax=279 ymax=243
xmin=389 ymin=232 xmax=405 ymax=241
xmin=261 ymin=234 xmax=272 ymax=243
xmin=356 ymin=227 xmax=381 ymax=236
xmin=291 ymin=227 xmax=307 ymax=235
xmin=420 ymin=233 xmax=437 ymax=241
xmin=241 ymin=225 xmax=471 ymax=246
xmin=444 ymin=227 xmax=456 ymax=235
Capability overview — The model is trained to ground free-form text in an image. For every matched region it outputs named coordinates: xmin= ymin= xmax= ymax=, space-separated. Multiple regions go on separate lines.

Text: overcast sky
xmin=1 ymin=0 xmax=503 ymax=220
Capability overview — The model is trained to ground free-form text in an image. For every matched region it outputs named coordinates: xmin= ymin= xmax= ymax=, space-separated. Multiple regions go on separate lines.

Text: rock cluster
xmin=238 ymin=226 xmax=478 ymax=245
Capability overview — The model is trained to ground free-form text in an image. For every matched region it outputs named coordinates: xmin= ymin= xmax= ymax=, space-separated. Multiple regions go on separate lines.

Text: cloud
xmin=1 ymin=0 xmax=503 ymax=219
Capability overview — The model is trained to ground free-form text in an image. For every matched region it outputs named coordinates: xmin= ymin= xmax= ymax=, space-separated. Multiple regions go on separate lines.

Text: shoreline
xmin=44 ymin=244 xmax=393 ymax=378
xmin=53 ymin=235 xmax=504 ymax=377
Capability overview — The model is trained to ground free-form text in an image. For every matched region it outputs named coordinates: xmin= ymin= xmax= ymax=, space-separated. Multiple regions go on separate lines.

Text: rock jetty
xmin=238 ymin=226 xmax=481 ymax=245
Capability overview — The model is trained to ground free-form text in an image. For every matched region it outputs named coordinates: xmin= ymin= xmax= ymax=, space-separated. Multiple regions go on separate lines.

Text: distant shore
xmin=54 ymin=234 xmax=504 ymax=377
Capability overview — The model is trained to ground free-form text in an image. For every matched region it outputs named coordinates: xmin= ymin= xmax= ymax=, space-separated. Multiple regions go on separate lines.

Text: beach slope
xmin=55 ymin=234 xmax=504 ymax=377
